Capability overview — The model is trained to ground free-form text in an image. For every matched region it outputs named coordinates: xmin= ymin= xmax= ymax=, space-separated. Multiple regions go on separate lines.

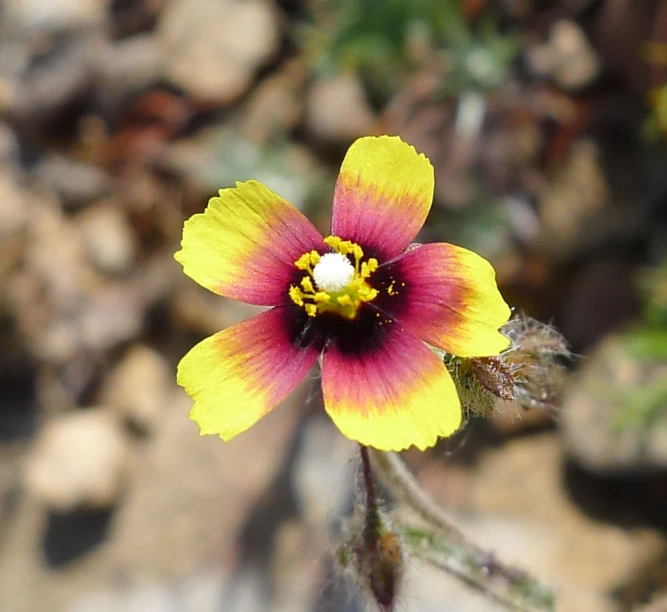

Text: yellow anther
xmin=290 ymin=237 xmax=381 ymax=319
xmin=289 ymin=286 xmax=304 ymax=306
xmin=294 ymin=250 xmax=320 ymax=272
xmin=361 ymin=258 xmax=378 ymax=278
xmin=324 ymin=236 xmax=342 ymax=250
xmin=295 ymin=253 xmax=312 ymax=270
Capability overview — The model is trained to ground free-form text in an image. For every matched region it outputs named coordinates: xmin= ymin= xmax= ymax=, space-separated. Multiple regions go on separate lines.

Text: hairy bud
xmin=356 ymin=530 xmax=403 ymax=610
xmin=337 ymin=525 xmax=403 ymax=611
xmin=471 ymin=356 xmax=516 ymax=400
xmin=443 ymin=313 xmax=571 ymax=420
xmin=501 ymin=314 xmax=571 ymax=412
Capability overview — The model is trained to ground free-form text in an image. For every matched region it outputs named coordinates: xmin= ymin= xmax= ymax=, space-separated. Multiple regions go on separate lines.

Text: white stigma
xmin=312 ymin=252 xmax=355 ymax=292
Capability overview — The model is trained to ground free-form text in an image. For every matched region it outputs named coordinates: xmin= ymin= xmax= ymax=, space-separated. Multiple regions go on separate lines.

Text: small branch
xmin=400 ymin=524 xmax=554 ymax=612
xmin=370 ymin=450 xmax=555 ymax=612
xmin=371 ymin=449 xmax=465 ymax=542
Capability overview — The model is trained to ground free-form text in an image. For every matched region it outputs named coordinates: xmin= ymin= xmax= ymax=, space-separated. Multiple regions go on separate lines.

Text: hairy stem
xmin=370 ymin=450 xmax=555 ymax=612
xmin=359 ymin=444 xmax=380 ymax=545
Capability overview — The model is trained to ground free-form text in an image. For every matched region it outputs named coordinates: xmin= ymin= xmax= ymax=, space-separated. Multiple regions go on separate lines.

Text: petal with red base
xmin=178 ymin=307 xmax=321 ymax=440
xmin=321 ymin=322 xmax=461 ymax=451
xmin=375 ymin=243 xmax=511 ymax=357
xmin=175 ymin=180 xmax=324 ymax=306
xmin=331 ymin=136 xmax=434 ymax=261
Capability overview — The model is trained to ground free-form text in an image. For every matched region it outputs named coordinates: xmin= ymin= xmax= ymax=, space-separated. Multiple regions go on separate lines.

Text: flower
xmin=175 ymin=135 xmax=510 ymax=451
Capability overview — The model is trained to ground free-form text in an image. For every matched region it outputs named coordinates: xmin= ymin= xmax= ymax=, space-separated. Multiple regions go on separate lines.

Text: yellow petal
xmin=331 ymin=135 xmax=434 ymax=260
xmin=178 ymin=307 xmax=320 ymax=440
xmin=322 ymin=323 xmax=461 ymax=451
xmin=175 ymin=180 xmax=324 ymax=305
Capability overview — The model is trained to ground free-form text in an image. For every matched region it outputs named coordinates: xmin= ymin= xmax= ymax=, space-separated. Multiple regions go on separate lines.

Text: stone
xmin=78 ymin=283 xmax=144 ymax=353
xmin=24 ymin=409 xmax=129 ymax=510
xmin=99 ymin=34 xmax=165 ymax=109
xmin=24 ymin=198 xmax=88 ymax=314
xmin=0 ymin=168 xmax=30 ymax=240
xmin=2 ymin=0 xmax=110 ymax=31
xmin=561 ymin=334 xmax=667 ymax=472
xmin=159 ymin=0 xmax=280 ymax=103
xmin=240 ymin=59 xmax=306 ymax=143
xmin=526 ymin=19 xmax=601 ymax=90
xmin=102 ymin=345 xmax=172 ymax=433
xmin=34 ymin=155 xmax=112 ymax=208
xmin=163 ymin=125 xmax=320 ymax=210
xmin=466 ymin=434 xmax=664 ymax=611
xmin=77 ymin=203 xmax=136 ymax=275
xmin=0 ymin=122 xmax=19 ymax=165
xmin=538 ymin=139 xmax=609 ymax=260
xmin=304 ymin=74 xmax=375 ymax=143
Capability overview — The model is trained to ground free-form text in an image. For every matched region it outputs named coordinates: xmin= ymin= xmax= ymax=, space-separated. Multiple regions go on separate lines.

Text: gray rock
xmin=8 ymin=32 xmax=104 ymax=126
xmin=561 ymin=334 xmax=667 ymax=472
xmin=78 ymin=283 xmax=144 ymax=353
xmin=162 ymin=125 xmax=323 ymax=211
xmin=0 ymin=122 xmax=20 ymax=165
xmin=34 ymin=155 xmax=112 ymax=208
xmin=98 ymin=35 xmax=166 ymax=109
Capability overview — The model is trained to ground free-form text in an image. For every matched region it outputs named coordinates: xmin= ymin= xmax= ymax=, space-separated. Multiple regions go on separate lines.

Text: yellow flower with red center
xmin=175 ymin=136 xmax=510 ymax=451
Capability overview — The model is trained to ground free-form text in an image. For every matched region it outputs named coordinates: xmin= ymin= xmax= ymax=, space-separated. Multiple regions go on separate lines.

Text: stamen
xmin=289 ymin=235 xmax=381 ymax=319
xmin=361 ymin=259 xmax=378 ymax=278
xmin=295 ymin=250 xmax=321 ymax=274
xmin=289 ymin=286 xmax=304 ymax=306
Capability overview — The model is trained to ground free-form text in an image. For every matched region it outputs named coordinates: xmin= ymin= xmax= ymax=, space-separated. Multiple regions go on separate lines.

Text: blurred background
xmin=1 ymin=0 xmax=666 ymax=610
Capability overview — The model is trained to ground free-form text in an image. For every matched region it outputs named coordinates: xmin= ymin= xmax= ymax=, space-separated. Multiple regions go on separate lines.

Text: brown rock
xmin=527 ymin=19 xmax=601 ymax=90
xmin=102 ymin=345 xmax=172 ymax=433
xmin=159 ymin=0 xmax=280 ymax=103
xmin=305 ymin=74 xmax=376 ymax=143
xmin=23 ymin=409 xmax=129 ymax=510
xmin=77 ymin=203 xmax=136 ymax=275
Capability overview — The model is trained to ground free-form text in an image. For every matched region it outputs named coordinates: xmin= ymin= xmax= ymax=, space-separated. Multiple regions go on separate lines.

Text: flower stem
xmin=359 ymin=444 xmax=380 ymax=546
xmin=357 ymin=445 xmax=403 ymax=611
xmin=371 ymin=450 xmax=555 ymax=612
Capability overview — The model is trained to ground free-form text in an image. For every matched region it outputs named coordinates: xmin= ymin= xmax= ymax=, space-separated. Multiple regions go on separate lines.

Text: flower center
xmin=289 ymin=236 xmax=379 ymax=319
xmin=313 ymin=253 xmax=355 ymax=292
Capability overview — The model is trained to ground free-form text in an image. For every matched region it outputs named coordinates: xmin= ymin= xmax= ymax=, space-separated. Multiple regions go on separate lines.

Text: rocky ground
xmin=1 ymin=1 xmax=666 ymax=611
